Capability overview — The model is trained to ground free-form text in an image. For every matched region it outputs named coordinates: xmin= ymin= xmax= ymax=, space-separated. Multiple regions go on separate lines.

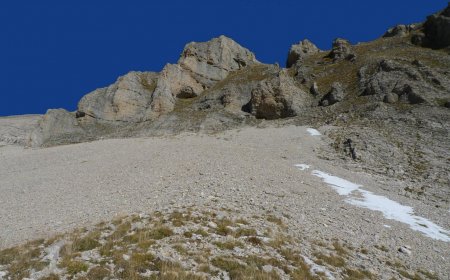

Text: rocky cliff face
xmin=78 ymin=72 xmax=159 ymax=122
xmin=29 ymin=36 xmax=261 ymax=147
xmin=423 ymin=4 xmax=450 ymax=48
xmin=77 ymin=36 xmax=259 ymax=124
xmin=359 ymin=59 xmax=449 ymax=104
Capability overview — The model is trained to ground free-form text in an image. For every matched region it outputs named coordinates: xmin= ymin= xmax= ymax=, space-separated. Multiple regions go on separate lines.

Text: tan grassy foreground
xmin=0 ymin=207 xmax=438 ymax=280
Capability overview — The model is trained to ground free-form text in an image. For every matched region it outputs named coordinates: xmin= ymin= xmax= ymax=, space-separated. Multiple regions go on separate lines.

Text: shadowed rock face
xmin=359 ymin=59 xmax=449 ymax=105
xmin=190 ymin=64 xmax=311 ymax=120
xmin=424 ymin=3 xmax=450 ymax=49
xmin=319 ymin=82 xmax=345 ymax=107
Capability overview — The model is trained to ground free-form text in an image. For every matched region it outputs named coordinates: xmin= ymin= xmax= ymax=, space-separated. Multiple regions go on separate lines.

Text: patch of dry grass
xmin=344 ymin=267 xmax=374 ymax=280
xmin=332 ymin=241 xmax=349 ymax=256
xmin=173 ymin=243 xmax=189 ymax=255
xmin=158 ymin=261 xmax=206 ymax=280
xmin=0 ymin=242 xmax=47 ymax=279
xmin=72 ymin=235 xmax=100 ymax=252
xmin=0 ymin=208 xmax=332 ymax=280
xmin=313 ymin=252 xmax=346 ymax=268
xmin=214 ymin=239 xmax=244 ymax=250
xmin=266 ymin=214 xmax=286 ymax=228
xmin=86 ymin=266 xmax=111 ymax=280
xmin=234 ymin=227 xmax=257 ymax=238
xmin=148 ymin=225 xmax=174 ymax=240
xmin=63 ymin=260 xmax=89 ymax=275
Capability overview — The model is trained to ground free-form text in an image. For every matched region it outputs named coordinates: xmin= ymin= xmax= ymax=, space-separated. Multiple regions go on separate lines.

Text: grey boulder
xmin=319 ymin=82 xmax=345 ymax=106
xmin=328 ymin=38 xmax=356 ymax=62
xmin=286 ymin=39 xmax=320 ymax=68
xmin=247 ymin=70 xmax=307 ymax=119
xmin=29 ymin=109 xmax=84 ymax=147
xmin=178 ymin=35 xmax=258 ymax=85
xmin=78 ymin=71 xmax=158 ymax=122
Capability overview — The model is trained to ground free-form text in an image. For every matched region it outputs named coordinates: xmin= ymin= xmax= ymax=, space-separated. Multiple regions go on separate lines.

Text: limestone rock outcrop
xmin=286 ymin=39 xmax=320 ymax=68
xmin=77 ymin=36 xmax=259 ymax=122
xmin=178 ymin=35 xmax=258 ymax=84
xmin=29 ymin=109 xmax=84 ymax=147
xmin=150 ymin=36 xmax=259 ymax=116
xmin=383 ymin=24 xmax=418 ymax=38
xmin=328 ymin=38 xmax=356 ymax=62
xmin=247 ymin=70 xmax=307 ymax=119
xmin=148 ymin=64 xmax=202 ymax=116
xmin=28 ymin=36 xmax=261 ymax=147
xmin=78 ymin=71 xmax=159 ymax=122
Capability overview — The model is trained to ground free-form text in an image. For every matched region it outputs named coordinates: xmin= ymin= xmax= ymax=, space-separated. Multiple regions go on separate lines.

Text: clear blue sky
xmin=0 ymin=0 xmax=446 ymax=116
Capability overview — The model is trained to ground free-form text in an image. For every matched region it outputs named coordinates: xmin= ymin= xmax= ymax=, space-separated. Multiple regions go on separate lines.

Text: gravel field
xmin=1 ymin=125 xmax=449 ymax=278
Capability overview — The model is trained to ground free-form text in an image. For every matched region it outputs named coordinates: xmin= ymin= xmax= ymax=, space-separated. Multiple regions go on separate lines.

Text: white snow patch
xmin=311 ymin=170 xmax=360 ymax=195
xmin=383 ymin=225 xmax=391 ymax=228
xmin=311 ymin=170 xmax=450 ymax=242
xmin=294 ymin=164 xmax=310 ymax=170
xmin=307 ymin=128 xmax=321 ymax=136
xmin=302 ymin=255 xmax=335 ymax=279
xmin=349 ymin=190 xmax=450 ymax=242
xmin=0 ymin=271 xmax=7 ymax=279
